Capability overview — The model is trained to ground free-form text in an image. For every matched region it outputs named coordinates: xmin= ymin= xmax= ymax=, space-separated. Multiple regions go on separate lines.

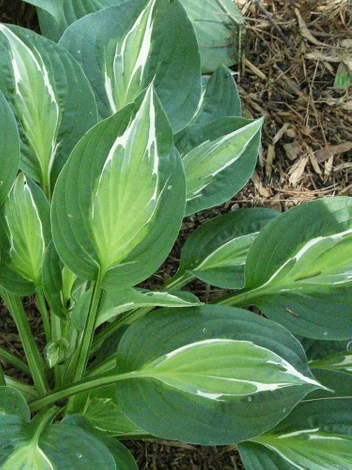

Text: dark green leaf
xmin=59 ymin=0 xmax=201 ymax=132
xmin=114 ymin=306 xmax=323 ymax=445
xmin=228 ymin=197 xmax=352 ymax=340
xmin=168 ymin=208 xmax=278 ymax=289
xmin=0 ymin=91 xmax=19 ymax=207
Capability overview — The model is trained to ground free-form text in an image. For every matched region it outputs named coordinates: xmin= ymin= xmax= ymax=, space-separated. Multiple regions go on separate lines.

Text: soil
xmin=0 ymin=0 xmax=351 ymax=469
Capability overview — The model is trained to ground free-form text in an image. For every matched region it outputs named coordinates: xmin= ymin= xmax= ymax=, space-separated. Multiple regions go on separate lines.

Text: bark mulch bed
xmin=0 ymin=0 xmax=351 ymax=468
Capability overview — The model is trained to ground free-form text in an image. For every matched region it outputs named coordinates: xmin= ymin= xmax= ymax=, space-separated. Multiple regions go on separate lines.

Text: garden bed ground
xmin=0 ymin=0 xmax=351 ymax=468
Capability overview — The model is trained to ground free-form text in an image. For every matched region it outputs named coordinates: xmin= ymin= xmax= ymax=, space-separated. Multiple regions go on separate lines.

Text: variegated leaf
xmin=59 ymin=0 xmax=201 ymax=132
xmin=0 ymin=387 xmax=117 ymax=469
xmin=310 ymin=352 xmax=352 ymax=376
xmin=223 ymin=197 xmax=352 ymax=340
xmin=0 ymin=25 xmax=97 ymax=197
xmin=0 ymin=91 xmax=20 ymax=206
xmin=168 ymin=208 xmax=278 ymax=290
xmin=137 ymin=339 xmax=323 ymax=399
xmin=239 ymin=370 xmax=352 ymax=470
xmin=0 ymin=174 xmax=49 ymax=290
xmin=114 ymin=306 xmax=322 ymax=444
xmin=104 ymin=0 xmax=155 ymax=112
xmin=179 ymin=117 xmax=263 ymax=215
xmin=96 ymin=288 xmax=201 ymax=326
xmin=22 ymin=0 xmax=64 ymax=24
xmin=51 ymin=85 xmax=185 ymax=288
xmin=90 ymin=86 xmax=159 ymax=273
xmin=0 ymin=25 xmax=60 ymax=194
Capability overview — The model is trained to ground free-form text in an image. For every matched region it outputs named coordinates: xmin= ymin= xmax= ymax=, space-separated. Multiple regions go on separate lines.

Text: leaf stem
xmin=0 ymin=363 xmax=5 ymax=386
xmin=213 ymin=287 xmax=261 ymax=307
xmin=29 ymin=370 xmax=135 ymax=412
xmin=0 ymin=346 xmax=30 ymax=375
xmin=73 ymin=275 xmax=104 ymax=382
xmin=0 ymin=288 xmax=49 ymax=395
xmin=36 ymin=288 xmax=52 ymax=343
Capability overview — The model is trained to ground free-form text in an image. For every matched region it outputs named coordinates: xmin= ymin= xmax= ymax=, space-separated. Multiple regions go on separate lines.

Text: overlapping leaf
xmin=0 ymin=25 xmax=97 ymax=196
xmin=0 ymin=387 xmax=117 ymax=469
xmin=239 ymin=370 xmax=352 ymax=469
xmin=0 ymin=174 xmax=50 ymax=295
xmin=113 ymin=306 xmax=323 ymax=445
xmin=225 ymin=197 xmax=352 ymax=339
xmin=22 ymin=0 xmax=64 ymax=24
xmin=168 ymin=208 xmax=278 ymax=289
xmin=51 ymin=86 xmax=186 ymax=288
xmin=36 ymin=0 xmax=244 ymax=74
xmin=59 ymin=0 xmax=201 ymax=132
xmin=177 ymin=117 xmax=263 ymax=215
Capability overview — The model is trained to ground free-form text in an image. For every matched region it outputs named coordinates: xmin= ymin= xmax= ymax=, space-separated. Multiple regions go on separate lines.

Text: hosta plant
xmin=0 ymin=1 xmax=351 ymax=468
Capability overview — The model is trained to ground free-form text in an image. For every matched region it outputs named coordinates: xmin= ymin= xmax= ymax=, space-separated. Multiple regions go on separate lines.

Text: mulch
xmin=0 ymin=0 xmax=351 ymax=468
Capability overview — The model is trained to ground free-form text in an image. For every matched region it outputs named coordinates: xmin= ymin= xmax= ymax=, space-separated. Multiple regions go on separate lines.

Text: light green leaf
xmin=96 ymin=288 xmax=201 ymax=326
xmin=114 ymin=306 xmax=322 ymax=444
xmin=0 ymin=91 xmax=20 ymax=207
xmin=239 ymin=370 xmax=352 ymax=470
xmin=180 ymin=117 xmax=263 ymax=215
xmin=59 ymin=0 xmax=201 ymax=132
xmin=0 ymin=174 xmax=50 ymax=292
xmin=310 ymin=351 xmax=352 ymax=376
xmin=0 ymin=387 xmax=116 ymax=469
xmin=139 ymin=339 xmax=323 ymax=398
xmin=68 ymin=387 xmax=146 ymax=438
xmin=0 ymin=25 xmax=97 ymax=195
xmin=51 ymin=86 xmax=185 ymax=288
xmin=168 ymin=208 xmax=278 ymax=289
xmin=22 ymin=0 xmax=64 ymax=24
xmin=226 ymin=197 xmax=352 ymax=339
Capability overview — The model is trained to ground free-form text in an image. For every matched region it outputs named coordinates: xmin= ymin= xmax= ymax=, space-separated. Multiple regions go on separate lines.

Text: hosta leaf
xmin=181 ymin=0 xmax=244 ymax=73
xmin=178 ymin=117 xmax=263 ymax=215
xmin=168 ymin=208 xmax=278 ymax=290
xmin=59 ymin=0 xmax=201 ymax=132
xmin=0 ymin=387 xmax=116 ymax=469
xmin=42 ymin=240 xmax=77 ymax=319
xmin=96 ymin=288 xmax=201 ymax=326
xmin=68 ymin=386 xmax=146 ymax=438
xmin=0 ymin=25 xmax=97 ymax=195
xmin=310 ymin=351 xmax=352 ymax=376
xmin=176 ymin=65 xmax=242 ymax=137
xmin=0 ymin=174 xmax=50 ymax=294
xmin=62 ymin=414 xmax=138 ymax=469
xmin=22 ymin=0 xmax=64 ymax=24
xmin=51 ymin=86 xmax=185 ymax=288
xmin=239 ymin=370 xmax=352 ymax=470
xmin=113 ymin=306 xmax=323 ymax=445
xmin=302 ymin=337 xmax=351 ymax=362
xmin=0 ymin=91 xmax=20 ymax=206
xmin=227 ymin=197 xmax=352 ymax=339
xmin=37 ymin=0 xmax=243 ymax=74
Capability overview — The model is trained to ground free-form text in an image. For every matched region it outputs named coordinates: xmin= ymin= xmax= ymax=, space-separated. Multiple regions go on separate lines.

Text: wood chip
xmin=324 ymin=155 xmax=334 ymax=178
xmin=309 ymin=153 xmax=322 ymax=175
xmin=251 ymin=171 xmax=273 ymax=197
xmin=289 ymin=156 xmax=309 ymax=185
xmin=244 ymin=58 xmax=267 ymax=80
xmin=272 ymin=123 xmax=289 ymax=144
xmin=265 ymin=144 xmax=276 ymax=179
xmin=315 ymin=142 xmax=352 ymax=162
xmin=294 ymin=8 xmax=324 ymax=46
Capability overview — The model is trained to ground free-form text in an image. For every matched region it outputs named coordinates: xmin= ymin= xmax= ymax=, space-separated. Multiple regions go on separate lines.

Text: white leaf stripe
xmin=0 ymin=25 xmax=60 ymax=186
xmin=90 ymin=86 xmax=160 ymax=271
xmin=257 ymin=228 xmax=352 ymax=292
xmin=194 ymin=232 xmax=259 ymax=271
xmin=136 ymin=339 xmax=322 ymax=400
xmin=184 ymin=119 xmax=263 ymax=201
xmin=104 ymin=0 xmax=156 ymax=112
